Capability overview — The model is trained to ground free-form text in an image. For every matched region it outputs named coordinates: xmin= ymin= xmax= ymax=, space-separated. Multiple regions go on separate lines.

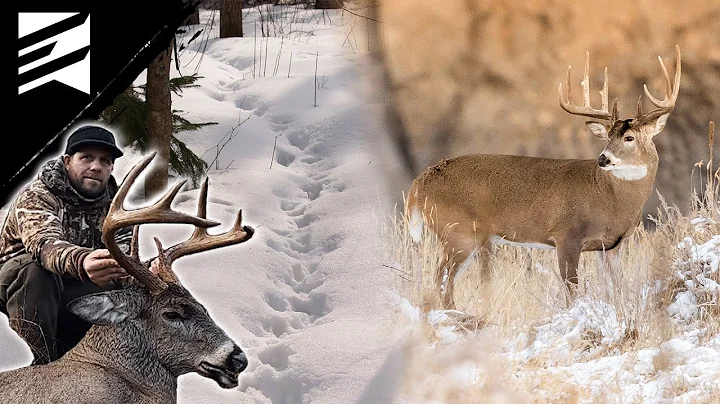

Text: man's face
xmin=63 ymin=146 xmax=114 ymax=199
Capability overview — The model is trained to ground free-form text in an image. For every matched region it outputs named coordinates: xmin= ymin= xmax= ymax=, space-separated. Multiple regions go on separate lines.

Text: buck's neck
xmin=595 ymin=157 xmax=658 ymax=206
xmin=64 ymin=325 xmax=178 ymax=399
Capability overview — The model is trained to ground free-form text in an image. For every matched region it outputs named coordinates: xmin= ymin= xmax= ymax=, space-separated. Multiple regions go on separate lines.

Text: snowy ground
xmin=396 ymin=225 xmax=720 ymax=403
xmin=0 ymin=6 xmax=410 ymax=404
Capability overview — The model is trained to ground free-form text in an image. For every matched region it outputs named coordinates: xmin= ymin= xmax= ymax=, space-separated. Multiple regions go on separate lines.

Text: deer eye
xmin=624 ymin=136 xmax=634 ymax=142
xmin=162 ymin=310 xmax=184 ymax=321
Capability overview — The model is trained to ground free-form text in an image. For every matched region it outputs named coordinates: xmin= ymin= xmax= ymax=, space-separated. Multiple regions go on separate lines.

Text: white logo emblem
xmin=18 ymin=12 xmax=91 ymax=95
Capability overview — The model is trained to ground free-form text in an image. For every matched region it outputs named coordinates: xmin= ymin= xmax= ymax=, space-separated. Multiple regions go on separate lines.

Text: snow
xmin=0 ymin=6 xmax=409 ymax=404
xmin=511 ymin=297 xmax=625 ymax=364
xmin=401 ymin=228 xmax=720 ymax=403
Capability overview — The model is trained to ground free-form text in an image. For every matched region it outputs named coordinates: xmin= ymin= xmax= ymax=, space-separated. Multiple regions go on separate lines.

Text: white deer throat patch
xmin=601 ymin=164 xmax=648 ymax=181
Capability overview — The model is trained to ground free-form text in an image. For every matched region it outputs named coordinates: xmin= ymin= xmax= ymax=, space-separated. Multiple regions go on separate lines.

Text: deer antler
xmin=559 ymin=51 xmax=619 ymax=121
xmin=102 ymin=152 xmax=241 ymax=294
xmin=636 ymin=45 xmax=681 ymax=124
xmin=154 ymin=177 xmax=255 ymax=280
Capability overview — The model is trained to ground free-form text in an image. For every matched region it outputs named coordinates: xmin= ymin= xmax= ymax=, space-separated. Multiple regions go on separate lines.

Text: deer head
xmin=559 ymin=45 xmax=681 ymax=180
xmin=65 ymin=152 xmax=255 ymax=389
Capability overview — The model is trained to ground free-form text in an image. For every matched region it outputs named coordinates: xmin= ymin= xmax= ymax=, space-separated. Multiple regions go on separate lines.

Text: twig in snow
xmin=342 ymin=23 xmax=357 ymax=53
xmin=270 ymin=133 xmax=283 ymax=169
xmin=332 ymin=1 xmax=385 ymax=24
xmin=263 ymin=32 xmax=270 ymax=77
xmin=317 ymin=75 xmax=328 ymax=90
xmin=273 ymin=37 xmax=284 ymax=76
xmin=383 ymin=264 xmax=412 ymax=277
xmin=314 ymin=51 xmax=319 ymax=107
xmin=287 ymin=52 xmax=293 ymax=78
xmin=202 ymin=110 xmax=251 ymax=174
xmin=253 ymin=22 xmax=257 ymax=78
xmin=258 ymin=37 xmax=263 ymax=77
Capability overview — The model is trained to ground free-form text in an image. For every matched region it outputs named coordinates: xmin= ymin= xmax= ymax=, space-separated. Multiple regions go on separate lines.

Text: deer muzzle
xmin=197 ymin=343 xmax=248 ymax=389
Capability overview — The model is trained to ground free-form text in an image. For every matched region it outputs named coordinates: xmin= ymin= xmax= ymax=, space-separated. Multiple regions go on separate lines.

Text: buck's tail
xmin=405 ymin=184 xmax=424 ymax=244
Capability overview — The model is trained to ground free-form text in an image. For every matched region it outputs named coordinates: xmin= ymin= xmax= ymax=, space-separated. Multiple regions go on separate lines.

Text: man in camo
xmin=0 ymin=124 xmax=134 ymax=365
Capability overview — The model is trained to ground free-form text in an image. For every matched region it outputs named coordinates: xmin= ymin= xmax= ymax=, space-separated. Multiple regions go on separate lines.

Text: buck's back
xmin=0 ymin=360 xmax=173 ymax=404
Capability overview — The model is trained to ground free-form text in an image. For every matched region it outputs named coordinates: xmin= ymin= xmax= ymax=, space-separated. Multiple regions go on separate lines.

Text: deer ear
xmin=586 ymin=121 xmax=609 ymax=140
xmin=66 ymin=289 xmax=142 ymax=326
xmin=649 ymin=113 xmax=670 ymax=137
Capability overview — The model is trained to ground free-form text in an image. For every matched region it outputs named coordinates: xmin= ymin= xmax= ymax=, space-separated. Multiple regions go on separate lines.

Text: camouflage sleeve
xmin=14 ymin=186 xmax=92 ymax=280
xmin=113 ymin=225 xmax=134 ymax=256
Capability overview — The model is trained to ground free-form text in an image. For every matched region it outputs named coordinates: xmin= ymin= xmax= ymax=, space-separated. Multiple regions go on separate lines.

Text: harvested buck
xmin=0 ymin=152 xmax=255 ymax=404
xmin=406 ymin=46 xmax=682 ymax=309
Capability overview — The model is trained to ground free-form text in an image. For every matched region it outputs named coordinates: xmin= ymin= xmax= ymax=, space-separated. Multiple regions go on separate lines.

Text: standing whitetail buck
xmin=406 ymin=46 xmax=682 ymax=309
xmin=0 ymin=152 xmax=255 ymax=404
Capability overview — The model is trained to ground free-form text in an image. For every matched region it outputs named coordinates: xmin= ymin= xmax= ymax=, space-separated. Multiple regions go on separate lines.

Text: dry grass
xmin=385 ymin=122 xmax=720 ymax=403
xmin=394 ymin=325 xmax=532 ymax=404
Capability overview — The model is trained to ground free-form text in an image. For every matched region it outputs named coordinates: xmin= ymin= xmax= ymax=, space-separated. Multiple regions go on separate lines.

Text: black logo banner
xmin=4 ymin=0 xmax=200 ymax=206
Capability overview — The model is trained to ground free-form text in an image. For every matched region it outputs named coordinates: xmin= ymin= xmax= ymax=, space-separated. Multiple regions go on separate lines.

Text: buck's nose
xmin=229 ymin=346 xmax=248 ymax=373
xmin=597 ymin=154 xmax=611 ymax=167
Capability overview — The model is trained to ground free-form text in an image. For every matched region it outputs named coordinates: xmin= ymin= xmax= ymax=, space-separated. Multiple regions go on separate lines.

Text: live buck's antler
xmin=636 ymin=44 xmax=681 ymax=124
xmin=559 ymin=51 xmax=619 ymax=122
xmin=102 ymin=152 xmax=255 ymax=294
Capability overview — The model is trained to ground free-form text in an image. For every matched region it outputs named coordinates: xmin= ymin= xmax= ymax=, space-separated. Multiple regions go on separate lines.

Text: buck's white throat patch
xmin=602 ymin=164 xmax=648 ymax=180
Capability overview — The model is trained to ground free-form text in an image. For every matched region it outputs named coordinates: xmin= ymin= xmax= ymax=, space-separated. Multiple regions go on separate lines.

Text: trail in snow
xmin=1 ymin=7 xmax=409 ymax=404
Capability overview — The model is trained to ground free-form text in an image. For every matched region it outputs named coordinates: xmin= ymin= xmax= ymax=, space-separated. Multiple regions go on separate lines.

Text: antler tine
xmin=558 ymin=50 xmax=614 ymax=121
xmin=581 ymin=51 xmax=591 ymax=108
xmin=130 ymin=225 xmax=140 ymax=261
xmin=162 ymin=177 xmax=255 ymax=266
xmin=611 ymin=98 xmax=619 ymax=122
xmin=638 ymin=45 xmax=681 ymax=123
xmin=109 ymin=153 xmax=221 ymax=229
xmin=102 ymin=152 xmax=224 ymax=294
xmin=152 ymin=237 xmax=178 ymax=284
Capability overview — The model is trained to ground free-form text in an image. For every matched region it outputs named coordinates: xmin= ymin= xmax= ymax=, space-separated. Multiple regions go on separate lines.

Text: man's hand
xmin=149 ymin=257 xmax=161 ymax=275
xmin=83 ymin=249 xmax=127 ymax=286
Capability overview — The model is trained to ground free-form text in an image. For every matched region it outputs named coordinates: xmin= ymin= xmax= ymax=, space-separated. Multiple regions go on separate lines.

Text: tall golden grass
xmin=384 ymin=121 xmax=719 ymax=403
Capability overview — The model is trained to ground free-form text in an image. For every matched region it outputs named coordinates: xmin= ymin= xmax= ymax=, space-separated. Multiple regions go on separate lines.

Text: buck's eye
xmin=162 ymin=311 xmax=184 ymax=321
xmin=624 ymin=136 xmax=634 ymax=142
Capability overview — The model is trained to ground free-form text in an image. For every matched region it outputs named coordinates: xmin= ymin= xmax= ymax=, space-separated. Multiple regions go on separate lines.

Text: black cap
xmin=65 ymin=125 xmax=124 ymax=159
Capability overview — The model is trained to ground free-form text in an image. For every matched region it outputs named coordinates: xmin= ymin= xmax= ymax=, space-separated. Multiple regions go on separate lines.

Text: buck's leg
xmin=596 ymin=249 xmax=619 ymax=274
xmin=436 ymin=236 xmax=478 ymax=310
xmin=479 ymin=243 xmax=493 ymax=283
xmin=596 ymin=243 xmax=623 ymax=273
xmin=556 ymin=240 xmax=582 ymax=299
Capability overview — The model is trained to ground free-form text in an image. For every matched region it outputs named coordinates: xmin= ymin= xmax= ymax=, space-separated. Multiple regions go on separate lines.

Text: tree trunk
xmin=220 ymin=0 xmax=243 ymax=38
xmin=315 ymin=0 xmax=343 ymax=9
xmin=144 ymin=37 xmax=174 ymax=201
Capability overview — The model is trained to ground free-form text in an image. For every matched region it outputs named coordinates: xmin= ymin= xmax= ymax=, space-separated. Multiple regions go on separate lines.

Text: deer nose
xmin=597 ymin=154 xmax=611 ymax=167
xmin=230 ymin=346 xmax=248 ymax=373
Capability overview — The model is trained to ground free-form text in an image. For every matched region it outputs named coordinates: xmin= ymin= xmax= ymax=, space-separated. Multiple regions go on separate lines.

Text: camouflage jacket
xmin=0 ymin=157 xmax=131 ymax=280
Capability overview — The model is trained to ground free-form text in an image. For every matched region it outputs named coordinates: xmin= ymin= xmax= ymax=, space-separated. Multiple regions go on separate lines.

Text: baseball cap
xmin=65 ymin=125 xmax=124 ymax=160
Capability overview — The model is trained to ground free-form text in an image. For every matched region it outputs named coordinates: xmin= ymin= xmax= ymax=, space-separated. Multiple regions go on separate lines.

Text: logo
xmin=18 ymin=12 xmax=91 ymax=95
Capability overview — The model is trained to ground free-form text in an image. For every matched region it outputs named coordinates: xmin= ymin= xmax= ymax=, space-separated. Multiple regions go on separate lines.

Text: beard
xmin=68 ymin=175 xmax=107 ymax=199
